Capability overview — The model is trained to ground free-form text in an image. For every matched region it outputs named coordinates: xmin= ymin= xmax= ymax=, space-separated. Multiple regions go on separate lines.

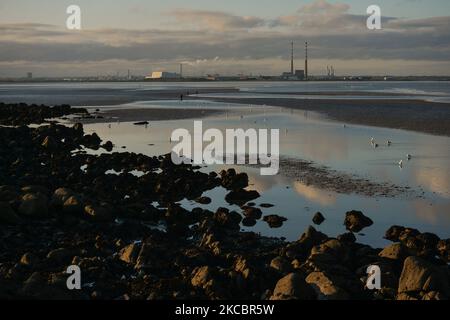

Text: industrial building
xmin=145 ymin=71 xmax=181 ymax=80
xmin=280 ymin=41 xmax=308 ymax=80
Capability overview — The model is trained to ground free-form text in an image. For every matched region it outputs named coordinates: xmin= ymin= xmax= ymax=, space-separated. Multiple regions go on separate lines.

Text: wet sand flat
xmin=76 ymin=107 xmax=224 ymax=123
xmin=206 ymin=97 xmax=450 ymax=137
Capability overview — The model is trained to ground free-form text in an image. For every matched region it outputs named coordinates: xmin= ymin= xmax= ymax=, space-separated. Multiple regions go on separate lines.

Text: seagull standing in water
xmin=407 ymin=154 xmax=412 ymax=160
xmin=398 ymin=160 xmax=403 ymax=168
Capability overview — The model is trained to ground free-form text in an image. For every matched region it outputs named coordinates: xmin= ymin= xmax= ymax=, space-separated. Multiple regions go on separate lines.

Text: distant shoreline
xmin=1 ymin=78 xmax=450 ymax=84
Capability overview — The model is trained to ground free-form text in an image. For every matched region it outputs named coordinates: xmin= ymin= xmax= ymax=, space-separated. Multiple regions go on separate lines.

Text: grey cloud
xmin=0 ymin=1 xmax=449 ymax=73
xmin=169 ymin=9 xmax=266 ymax=31
xmin=0 ymin=24 xmax=449 ymax=64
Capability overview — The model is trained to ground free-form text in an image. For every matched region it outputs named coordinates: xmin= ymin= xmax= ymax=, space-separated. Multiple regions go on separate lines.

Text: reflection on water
xmin=293 ymin=182 xmax=337 ymax=207
xmin=84 ymin=100 xmax=450 ymax=247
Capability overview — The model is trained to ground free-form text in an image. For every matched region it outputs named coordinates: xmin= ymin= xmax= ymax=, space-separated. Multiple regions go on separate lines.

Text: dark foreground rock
xmin=312 ymin=212 xmax=325 ymax=225
xmin=0 ymin=102 xmax=88 ymax=126
xmin=0 ymin=104 xmax=448 ymax=300
xmin=344 ymin=210 xmax=374 ymax=233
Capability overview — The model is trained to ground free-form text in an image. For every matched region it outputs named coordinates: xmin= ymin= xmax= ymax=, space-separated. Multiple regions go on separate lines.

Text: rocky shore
xmin=0 ymin=103 xmax=449 ymax=300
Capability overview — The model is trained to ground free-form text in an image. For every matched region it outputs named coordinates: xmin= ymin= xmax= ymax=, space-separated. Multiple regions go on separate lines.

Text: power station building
xmin=281 ymin=41 xmax=308 ymax=80
xmin=145 ymin=71 xmax=180 ymax=80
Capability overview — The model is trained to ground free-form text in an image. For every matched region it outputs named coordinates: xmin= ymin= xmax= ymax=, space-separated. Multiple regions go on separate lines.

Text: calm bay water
xmin=82 ymin=99 xmax=449 ymax=248
xmin=2 ymin=81 xmax=450 ymax=247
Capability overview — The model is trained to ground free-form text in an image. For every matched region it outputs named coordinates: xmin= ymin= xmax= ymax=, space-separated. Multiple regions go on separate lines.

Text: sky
xmin=0 ymin=0 xmax=449 ymax=77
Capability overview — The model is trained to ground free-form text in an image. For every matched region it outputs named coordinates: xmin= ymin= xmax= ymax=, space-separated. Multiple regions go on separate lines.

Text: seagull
xmin=398 ymin=160 xmax=403 ymax=168
xmin=407 ymin=154 xmax=412 ymax=160
xmin=370 ymin=137 xmax=375 ymax=145
xmin=387 ymin=140 xmax=392 ymax=146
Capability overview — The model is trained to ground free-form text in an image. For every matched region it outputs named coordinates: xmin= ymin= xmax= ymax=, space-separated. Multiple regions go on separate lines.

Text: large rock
xmin=398 ymin=256 xmax=450 ymax=297
xmin=220 ymin=169 xmax=249 ymax=190
xmin=20 ymin=272 xmax=48 ymax=298
xmin=242 ymin=206 xmax=262 ymax=220
xmin=82 ymin=132 xmax=102 ymax=149
xmin=263 ymin=215 xmax=287 ymax=228
xmin=305 ymin=272 xmax=350 ymax=300
xmin=0 ymin=201 xmax=20 ymax=225
xmin=405 ymin=232 xmax=440 ymax=257
xmin=191 ymin=266 xmax=215 ymax=290
xmin=284 ymin=226 xmax=328 ymax=260
xmin=344 ymin=210 xmax=373 ymax=233
xmin=270 ymin=273 xmax=316 ymax=300
xmin=337 ymin=232 xmax=356 ymax=243
xmin=385 ymin=226 xmax=419 ymax=242
xmin=51 ymin=188 xmax=75 ymax=207
xmin=225 ymin=189 xmax=260 ymax=206
xmin=437 ymin=239 xmax=450 ymax=262
xmin=312 ymin=212 xmax=325 ymax=225
xmin=20 ymin=252 xmax=39 ymax=267
xmin=385 ymin=227 xmax=440 ymax=258
xmin=213 ymin=207 xmax=242 ymax=230
xmin=18 ymin=193 xmax=48 ymax=218
xmin=270 ymin=256 xmax=292 ymax=274
xmin=119 ymin=243 xmax=141 ymax=264
xmin=62 ymin=196 xmax=83 ymax=215
xmin=84 ymin=204 xmax=113 ymax=222
xmin=72 ymin=123 xmax=84 ymax=136
xmin=41 ymin=136 xmax=58 ymax=149
xmin=46 ymin=248 xmax=76 ymax=265
xmin=379 ymin=243 xmax=408 ymax=261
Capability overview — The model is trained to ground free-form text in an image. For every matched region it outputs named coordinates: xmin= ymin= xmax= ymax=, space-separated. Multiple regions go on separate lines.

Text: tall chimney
xmin=305 ymin=41 xmax=308 ymax=80
xmin=291 ymin=41 xmax=294 ymax=75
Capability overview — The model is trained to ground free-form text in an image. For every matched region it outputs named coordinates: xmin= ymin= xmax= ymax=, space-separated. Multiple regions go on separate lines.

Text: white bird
xmin=370 ymin=137 xmax=375 ymax=145
xmin=407 ymin=154 xmax=412 ymax=160
xmin=398 ymin=160 xmax=403 ymax=168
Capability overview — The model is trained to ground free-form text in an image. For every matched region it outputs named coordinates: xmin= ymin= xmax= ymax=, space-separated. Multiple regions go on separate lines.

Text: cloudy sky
xmin=0 ymin=0 xmax=449 ymax=77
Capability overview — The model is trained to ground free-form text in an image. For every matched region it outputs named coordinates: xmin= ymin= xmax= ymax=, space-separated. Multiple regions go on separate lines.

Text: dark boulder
xmin=242 ymin=206 xmax=262 ymax=220
xmin=337 ymin=232 xmax=356 ymax=243
xmin=437 ymin=239 xmax=450 ymax=262
xmin=225 ymin=189 xmax=260 ymax=206
xmin=18 ymin=193 xmax=49 ymax=218
xmin=213 ymin=207 xmax=242 ymax=230
xmin=398 ymin=256 xmax=450 ymax=299
xmin=0 ymin=202 xmax=20 ymax=225
xmin=270 ymin=273 xmax=316 ymax=300
xmin=344 ymin=210 xmax=373 ymax=233
xmin=196 ymin=197 xmax=212 ymax=205
xmin=220 ymin=169 xmax=249 ymax=190
xmin=312 ymin=212 xmax=325 ymax=225
xmin=263 ymin=215 xmax=287 ymax=228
